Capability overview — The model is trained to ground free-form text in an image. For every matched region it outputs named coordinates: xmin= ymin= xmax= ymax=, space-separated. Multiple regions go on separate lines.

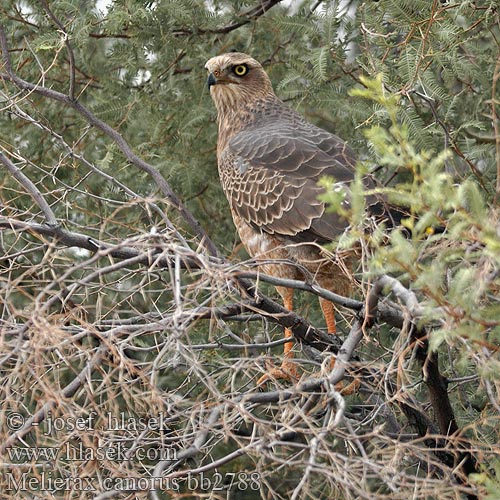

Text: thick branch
xmin=371 ymin=275 xmax=478 ymax=497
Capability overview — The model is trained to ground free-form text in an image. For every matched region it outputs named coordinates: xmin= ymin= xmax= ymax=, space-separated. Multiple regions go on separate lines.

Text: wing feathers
xmin=218 ymin=97 xmax=357 ymax=242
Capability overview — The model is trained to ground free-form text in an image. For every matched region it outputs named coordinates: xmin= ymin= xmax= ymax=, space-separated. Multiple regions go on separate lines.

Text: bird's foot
xmin=311 ymin=370 xmax=359 ymax=395
xmin=323 ymin=356 xmax=360 ymax=395
xmin=335 ymin=378 xmax=360 ymax=395
xmin=257 ymin=360 xmax=300 ymax=387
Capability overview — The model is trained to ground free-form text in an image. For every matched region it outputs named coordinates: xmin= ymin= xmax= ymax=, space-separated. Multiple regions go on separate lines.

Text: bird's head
xmin=205 ymin=53 xmax=274 ymax=114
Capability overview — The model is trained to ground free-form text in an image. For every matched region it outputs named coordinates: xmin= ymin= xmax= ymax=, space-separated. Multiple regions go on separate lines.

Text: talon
xmin=336 ymin=378 xmax=360 ymax=395
xmin=257 ymin=361 xmax=300 ymax=387
xmin=312 ymin=353 xmax=360 ymax=396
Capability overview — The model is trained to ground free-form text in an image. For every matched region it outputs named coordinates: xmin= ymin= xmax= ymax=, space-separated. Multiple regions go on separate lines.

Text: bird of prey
xmin=205 ymin=52 xmax=379 ymax=385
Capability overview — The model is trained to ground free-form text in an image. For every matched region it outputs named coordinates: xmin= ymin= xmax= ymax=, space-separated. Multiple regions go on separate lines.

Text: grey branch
xmin=0 ymin=152 xmax=58 ymax=226
xmin=0 ymin=24 xmax=218 ymax=257
xmin=39 ymin=0 xmax=76 ymax=100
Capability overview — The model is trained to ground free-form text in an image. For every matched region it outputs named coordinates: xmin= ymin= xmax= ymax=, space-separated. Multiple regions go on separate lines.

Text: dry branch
xmin=1 ymin=345 xmax=107 ymax=453
xmin=370 ymin=275 xmax=478 ymax=498
xmin=0 ymin=17 xmax=490 ymax=500
xmin=0 ymin=153 xmax=58 ymax=226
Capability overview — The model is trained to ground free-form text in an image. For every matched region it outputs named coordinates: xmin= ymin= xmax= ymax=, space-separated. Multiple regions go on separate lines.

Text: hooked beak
xmin=207 ymin=72 xmax=217 ymax=89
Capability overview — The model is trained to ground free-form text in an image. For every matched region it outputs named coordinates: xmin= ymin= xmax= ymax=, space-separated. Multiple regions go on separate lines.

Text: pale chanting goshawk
xmin=205 ymin=52 xmax=386 ymax=385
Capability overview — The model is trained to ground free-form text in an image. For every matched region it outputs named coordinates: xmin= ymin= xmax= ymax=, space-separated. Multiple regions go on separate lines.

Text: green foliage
xmin=0 ymin=0 xmax=499 ymax=499
xmin=324 ymin=72 xmax=499 ymax=376
xmin=471 ymin=460 xmax=500 ymax=500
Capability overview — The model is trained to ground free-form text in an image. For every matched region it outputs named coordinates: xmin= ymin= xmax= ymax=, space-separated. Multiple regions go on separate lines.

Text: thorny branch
xmin=0 ymin=19 xmax=486 ymax=500
xmin=369 ymin=275 xmax=478 ymax=499
xmin=0 ymin=23 xmax=218 ymax=257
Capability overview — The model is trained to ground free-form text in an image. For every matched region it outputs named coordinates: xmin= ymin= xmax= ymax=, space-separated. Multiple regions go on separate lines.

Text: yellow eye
xmin=233 ymin=64 xmax=248 ymax=77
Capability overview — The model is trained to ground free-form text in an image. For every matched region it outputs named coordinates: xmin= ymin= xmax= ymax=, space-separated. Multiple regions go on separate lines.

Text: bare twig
xmin=0 ymin=24 xmax=218 ymax=257
xmin=0 ymin=152 xmax=58 ymax=226
xmin=39 ymin=0 xmax=76 ymax=100
xmin=173 ymin=0 xmax=284 ymax=35
xmin=0 ymin=345 xmax=107 ymax=453
xmin=492 ymin=54 xmax=500 ymax=199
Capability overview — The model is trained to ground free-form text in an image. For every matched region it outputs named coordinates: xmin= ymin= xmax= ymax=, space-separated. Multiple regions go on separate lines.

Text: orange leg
xmin=319 ymin=297 xmax=337 ymax=334
xmin=319 ymin=297 xmax=358 ymax=395
xmin=257 ymin=287 xmax=299 ymax=386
